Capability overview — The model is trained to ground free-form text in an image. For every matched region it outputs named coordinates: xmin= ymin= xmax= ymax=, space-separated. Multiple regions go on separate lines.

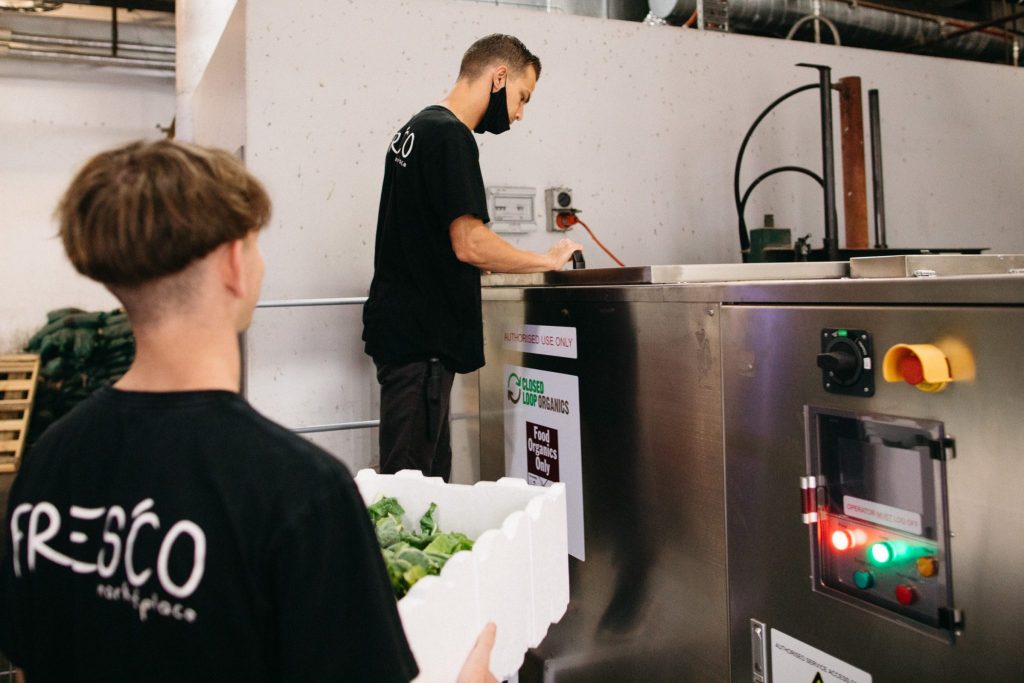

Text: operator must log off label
xmin=502 ymin=324 xmax=578 ymax=359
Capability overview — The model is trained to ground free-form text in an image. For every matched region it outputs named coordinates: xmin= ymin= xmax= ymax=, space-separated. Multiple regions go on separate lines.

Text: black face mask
xmin=474 ymin=85 xmax=511 ymax=135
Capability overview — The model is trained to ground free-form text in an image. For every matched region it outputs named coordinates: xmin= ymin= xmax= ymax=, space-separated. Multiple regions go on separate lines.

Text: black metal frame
xmin=733 ymin=63 xmax=841 ymax=261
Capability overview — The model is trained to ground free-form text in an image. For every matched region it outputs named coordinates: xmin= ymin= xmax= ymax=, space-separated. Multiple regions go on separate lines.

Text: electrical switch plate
xmin=545 ymin=187 xmax=575 ymax=232
xmin=487 ymin=186 xmax=537 ymax=234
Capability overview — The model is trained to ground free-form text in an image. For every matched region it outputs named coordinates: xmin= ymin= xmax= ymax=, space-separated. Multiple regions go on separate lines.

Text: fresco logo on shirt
xmin=8 ymin=498 xmax=206 ymax=624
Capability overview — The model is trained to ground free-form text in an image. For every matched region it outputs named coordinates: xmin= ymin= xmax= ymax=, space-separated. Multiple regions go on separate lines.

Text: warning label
xmin=771 ymin=629 xmax=872 ymax=683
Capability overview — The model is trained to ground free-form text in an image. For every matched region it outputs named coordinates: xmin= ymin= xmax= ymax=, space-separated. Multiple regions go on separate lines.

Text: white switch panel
xmin=487 ymin=186 xmax=537 ymax=234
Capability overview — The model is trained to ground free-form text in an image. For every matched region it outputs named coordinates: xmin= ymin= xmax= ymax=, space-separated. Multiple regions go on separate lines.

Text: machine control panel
xmin=818 ymin=328 xmax=874 ymax=396
xmin=805 ymin=407 xmax=959 ymax=640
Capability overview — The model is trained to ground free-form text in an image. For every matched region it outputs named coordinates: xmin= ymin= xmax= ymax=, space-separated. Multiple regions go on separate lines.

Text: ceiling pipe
xmin=9 ymin=30 xmax=174 ymax=54
xmin=3 ymin=45 xmax=173 ymax=70
xmin=648 ymin=0 xmax=1021 ymax=65
xmin=899 ymin=7 xmax=1024 ymax=53
xmin=0 ymin=26 xmax=173 ymax=72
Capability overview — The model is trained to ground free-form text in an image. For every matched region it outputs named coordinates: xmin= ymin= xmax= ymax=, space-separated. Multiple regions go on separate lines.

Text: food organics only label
xmin=503 ymin=365 xmax=584 ymax=560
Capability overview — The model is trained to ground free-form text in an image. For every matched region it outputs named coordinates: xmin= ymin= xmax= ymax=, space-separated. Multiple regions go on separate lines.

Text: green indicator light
xmin=870 ymin=542 xmax=894 ymax=564
xmin=837 ymin=329 xmax=849 ymax=337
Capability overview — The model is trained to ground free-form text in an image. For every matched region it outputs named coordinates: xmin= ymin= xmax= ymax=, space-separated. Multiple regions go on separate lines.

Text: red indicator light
xmin=831 ymin=529 xmax=853 ymax=551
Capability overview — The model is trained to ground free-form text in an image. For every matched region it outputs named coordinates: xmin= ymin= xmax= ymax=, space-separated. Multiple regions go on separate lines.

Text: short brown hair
xmin=58 ymin=139 xmax=271 ymax=286
xmin=458 ymin=34 xmax=541 ymax=81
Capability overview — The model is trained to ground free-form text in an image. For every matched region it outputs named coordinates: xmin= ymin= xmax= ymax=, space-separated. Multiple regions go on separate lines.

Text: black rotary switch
xmin=819 ymin=329 xmax=875 ymax=396
xmin=817 ymin=340 xmax=861 ymax=385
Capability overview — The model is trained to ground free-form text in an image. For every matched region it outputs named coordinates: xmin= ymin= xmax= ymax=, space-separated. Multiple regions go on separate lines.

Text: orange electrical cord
xmin=556 ymin=212 xmax=625 ymax=267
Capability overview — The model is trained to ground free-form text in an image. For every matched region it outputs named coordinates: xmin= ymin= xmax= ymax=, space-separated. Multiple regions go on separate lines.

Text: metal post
xmin=868 ymin=89 xmax=888 ymax=249
xmin=837 ymin=76 xmax=868 ymax=249
xmin=798 ymin=63 xmax=840 ymax=261
xmin=110 ymin=4 xmax=118 ymax=57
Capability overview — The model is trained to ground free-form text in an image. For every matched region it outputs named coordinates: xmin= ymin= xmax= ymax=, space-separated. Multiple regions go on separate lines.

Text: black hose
xmin=734 ymin=83 xmax=818 ymax=251
xmin=738 ymin=165 xmax=824 ymax=241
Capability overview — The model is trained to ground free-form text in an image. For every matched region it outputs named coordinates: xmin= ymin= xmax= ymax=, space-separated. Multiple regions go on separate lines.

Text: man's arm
xmin=450 ymin=215 xmax=583 ymax=273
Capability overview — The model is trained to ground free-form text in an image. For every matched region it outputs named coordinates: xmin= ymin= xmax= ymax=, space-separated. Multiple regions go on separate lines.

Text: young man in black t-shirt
xmin=0 ymin=140 xmax=497 ymax=682
xmin=363 ymin=34 xmax=583 ymax=482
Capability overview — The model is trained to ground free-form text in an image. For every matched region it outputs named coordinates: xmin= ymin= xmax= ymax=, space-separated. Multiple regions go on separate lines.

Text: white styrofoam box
xmin=354 ymin=469 xmax=570 ymax=683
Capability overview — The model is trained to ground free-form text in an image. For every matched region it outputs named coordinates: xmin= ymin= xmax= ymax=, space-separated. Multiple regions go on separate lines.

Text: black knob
xmin=817 ymin=338 xmax=862 ymax=385
xmin=816 ymin=350 xmax=857 ymax=374
xmin=571 ymin=250 xmax=586 ymax=270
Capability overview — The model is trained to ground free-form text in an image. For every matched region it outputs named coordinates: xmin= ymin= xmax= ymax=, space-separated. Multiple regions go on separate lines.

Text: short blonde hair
xmin=58 ymin=139 xmax=271 ymax=286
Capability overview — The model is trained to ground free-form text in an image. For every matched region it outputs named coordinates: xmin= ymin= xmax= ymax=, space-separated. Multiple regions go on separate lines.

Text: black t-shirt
xmin=0 ymin=388 xmax=417 ymax=682
xmin=362 ymin=105 xmax=490 ymax=374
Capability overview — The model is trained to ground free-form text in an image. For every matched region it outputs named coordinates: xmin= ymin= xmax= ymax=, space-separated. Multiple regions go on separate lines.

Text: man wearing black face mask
xmin=363 ymin=34 xmax=582 ymax=482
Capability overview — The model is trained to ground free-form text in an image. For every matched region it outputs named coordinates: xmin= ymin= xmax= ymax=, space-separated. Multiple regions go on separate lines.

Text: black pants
xmin=376 ymin=359 xmax=456 ymax=481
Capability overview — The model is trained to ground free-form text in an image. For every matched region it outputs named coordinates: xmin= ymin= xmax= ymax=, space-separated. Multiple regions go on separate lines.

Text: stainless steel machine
xmin=478 ymin=256 xmax=1024 ymax=682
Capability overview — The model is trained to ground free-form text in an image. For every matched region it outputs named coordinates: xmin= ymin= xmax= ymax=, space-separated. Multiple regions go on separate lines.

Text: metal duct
xmin=460 ymin=0 xmax=650 ymax=21
xmin=648 ymin=0 xmax=1018 ymax=64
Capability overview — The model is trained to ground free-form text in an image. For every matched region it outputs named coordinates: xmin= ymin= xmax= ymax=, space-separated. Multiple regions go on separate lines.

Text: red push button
xmin=895 ymin=584 xmax=917 ymax=606
xmin=882 ymin=344 xmax=953 ymax=393
xmin=899 ymin=355 xmax=925 ymax=386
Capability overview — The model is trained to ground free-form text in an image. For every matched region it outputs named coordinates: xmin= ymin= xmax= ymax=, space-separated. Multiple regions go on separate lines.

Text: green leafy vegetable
xmin=368 ymin=495 xmax=474 ymax=598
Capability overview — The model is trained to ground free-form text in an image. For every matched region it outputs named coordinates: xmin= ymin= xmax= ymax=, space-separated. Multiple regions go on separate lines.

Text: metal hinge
xmin=801 ymin=475 xmax=822 ymax=524
xmin=920 ymin=435 xmax=956 ymax=461
xmin=940 ymin=436 xmax=956 ymax=460
xmin=939 ymin=607 xmax=964 ymax=632
xmin=751 ymin=619 xmax=769 ymax=683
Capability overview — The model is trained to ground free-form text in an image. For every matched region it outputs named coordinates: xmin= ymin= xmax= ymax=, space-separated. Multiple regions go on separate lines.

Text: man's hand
xmin=545 ymin=238 xmax=584 ymax=271
xmin=456 ymin=623 xmax=498 ymax=683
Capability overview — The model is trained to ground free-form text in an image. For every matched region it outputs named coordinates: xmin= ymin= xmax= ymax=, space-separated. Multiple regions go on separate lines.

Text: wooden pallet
xmin=0 ymin=353 xmax=40 ymax=474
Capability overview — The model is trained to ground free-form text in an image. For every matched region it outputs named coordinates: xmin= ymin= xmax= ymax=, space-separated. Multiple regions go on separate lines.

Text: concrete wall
xmin=183 ymin=0 xmax=1024 ymax=475
xmin=176 ymin=0 xmax=238 ymax=141
xmin=0 ymin=62 xmax=174 ymax=353
xmin=191 ymin=0 xmax=245 ymax=152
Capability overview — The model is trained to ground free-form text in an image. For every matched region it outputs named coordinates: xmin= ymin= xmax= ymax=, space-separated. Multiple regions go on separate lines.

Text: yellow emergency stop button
xmin=883 ymin=344 xmax=952 ymax=393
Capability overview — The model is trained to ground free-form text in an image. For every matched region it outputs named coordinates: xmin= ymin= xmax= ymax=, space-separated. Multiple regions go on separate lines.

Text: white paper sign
xmin=502 ymin=325 xmax=578 ymax=359
xmin=844 ymin=495 xmax=923 ymax=536
xmin=771 ymin=629 xmax=872 ymax=683
xmin=503 ymin=365 xmax=584 ymax=560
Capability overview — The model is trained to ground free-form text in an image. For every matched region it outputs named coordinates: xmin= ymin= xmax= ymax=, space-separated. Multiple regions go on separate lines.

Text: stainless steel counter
xmin=481 ymin=260 xmax=848 ymax=288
